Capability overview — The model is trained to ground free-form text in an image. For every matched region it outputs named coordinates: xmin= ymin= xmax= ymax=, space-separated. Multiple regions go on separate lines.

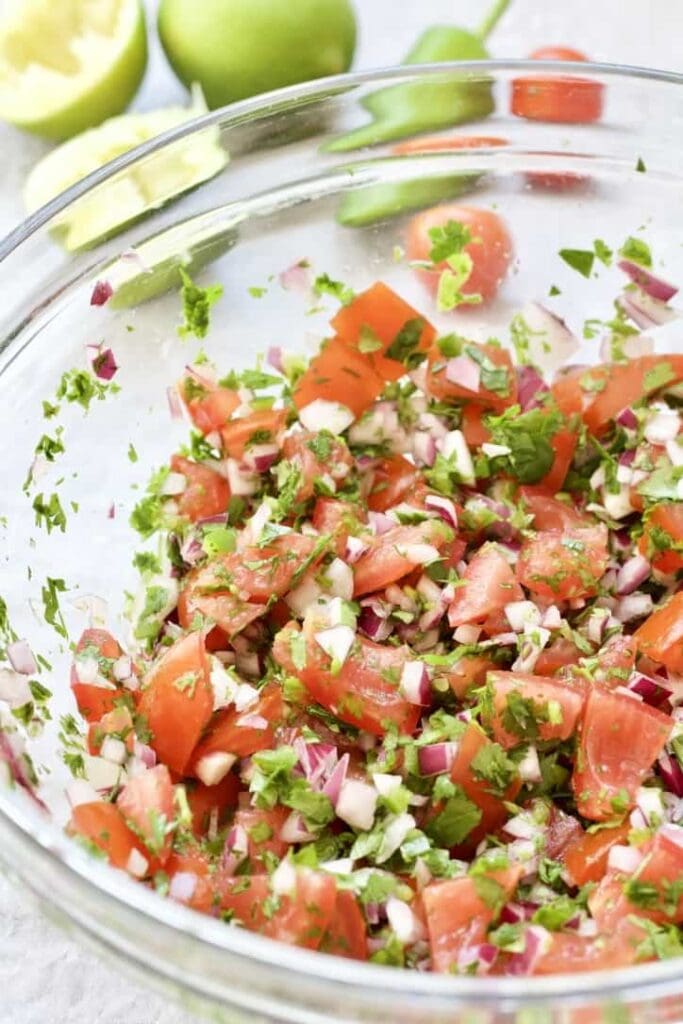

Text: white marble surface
xmin=1 ymin=1 xmax=682 ymax=1021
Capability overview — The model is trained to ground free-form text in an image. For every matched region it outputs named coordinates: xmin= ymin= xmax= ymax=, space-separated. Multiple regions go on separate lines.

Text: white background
xmin=1 ymin=1 xmax=682 ymax=1021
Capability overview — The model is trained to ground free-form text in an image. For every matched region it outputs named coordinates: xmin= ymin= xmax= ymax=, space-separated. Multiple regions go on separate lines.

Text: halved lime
xmin=0 ymin=0 xmax=147 ymax=140
xmin=24 ymin=86 xmax=228 ymax=251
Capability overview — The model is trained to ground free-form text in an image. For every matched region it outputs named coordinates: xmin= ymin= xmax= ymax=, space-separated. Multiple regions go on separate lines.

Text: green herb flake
xmin=178 ymin=268 xmax=223 ymax=340
xmin=559 ymin=248 xmax=595 ymax=278
xmin=619 ymin=236 xmax=652 ymax=268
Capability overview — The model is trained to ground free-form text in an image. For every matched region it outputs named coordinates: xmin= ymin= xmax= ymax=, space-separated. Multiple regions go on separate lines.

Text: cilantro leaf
xmin=313 ymin=273 xmax=354 ymax=305
xmin=593 ymin=239 xmax=613 ymax=266
xmin=486 ymin=405 xmax=564 ymax=484
xmin=42 ymin=577 xmax=67 ymax=638
xmin=638 ymin=464 xmax=683 ymax=502
xmin=470 ymin=741 xmax=517 ymax=795
xmin=178 ymin=268 xmax=223 ymax=340
xmin=32 ymin=492 xmax=67 ymax=534
xmin=619 ymin=236 xmax=652 ymax=268
xmin=559 ymin=248 xmax=594 ymax=278
xmin=425 ymin=786 xmax=482 ymax=847
xmin=385 ymin=318 xmax=426 ymax=367
xmin=428 ymin=220 xmax=472 ymax=264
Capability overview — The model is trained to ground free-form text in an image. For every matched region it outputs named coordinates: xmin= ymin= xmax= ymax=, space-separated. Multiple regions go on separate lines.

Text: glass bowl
xmin=2 ymin=61 xmax=683 ymax=1024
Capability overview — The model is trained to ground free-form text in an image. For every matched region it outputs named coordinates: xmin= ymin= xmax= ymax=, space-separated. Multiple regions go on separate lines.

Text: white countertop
xmin=1 ymin=1 xmax=682 ymax=1021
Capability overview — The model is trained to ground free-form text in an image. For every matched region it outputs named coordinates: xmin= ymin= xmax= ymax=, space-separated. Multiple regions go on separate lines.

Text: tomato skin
xmin=629 ymin=828 xmax=683 ymax=923
xmin=511 ymin=48 xmax=603 ymax=125
xmin=177 ymin=582 xmax=264 ymax=642
xmin=117 ymin=764 xmax=175 ymax=866
xmin=544 ymin=806 xmax=583 ymax=860
xmin=519 ymin=490 xmax=589 ymax=532
xmin=180 ymin=377 xmax=240 ymax=434
xmin=446 ymin=654 xmax=496 ymax=699
xmin=450 ymin=724 xmax=521 ymax=847
xmin=332 ymin=282 xmax=436 ymax=383
xmin=294 ymin=336 xmax=385 ymax=421
xmin=68 ymin=802 xmax=144 ymax=872
xmin=571 ymin=686 xmax=671 ymax=821
xmin=170 ymin=454 xmax=230 ymax=523
xmin=448 ymin=543 xmax=524 ymax=627
xmin=532 ymin=929 xmax=638 ymax=975
xmin=461 ymin=404 xmax=491 ymax=447
xmin=311 ymin=498 xmax=363 ymax=556
xmin=138 ymin=632 xmax=214 ymax=776
xmin=71 ymin=629 xmax=124 ymax=724
xmin=220 ymin=409 xmax=287 ymax=459
xmin=563 ymin=821 xmax=631 ymax=887
xmin=281 ymin=431 xmax=353 ymax=503
xmin=635 ymin=591 xmax=683 ymax=674
xmin=593 ymin=634 xmax=637 ymax=688
xmin=427 ymin=341 xmax=516 ymax=411
xmin=366 ymin=454 xmax=423 ymax=513
xmin=517 ymin=526 xmax=609 ymax=602
xmin=582 ymin=356 xmax=683 ymax=435
xmin=186 ymin=774 xmax=240 ymax=837
xmin=538 ymin=427 xmax=578 ymax=494
xmin=486 ymin=671 xmax=585 ymax=749
xmin=190 ymin=683 xmax=284 ymax=772
xmin=423 ymin=866 xmax=522 ymax=973
xmin=273 ymin=620 xmax=420 ymax=737
xmin=352 ymin=520 xmax=452 ymax=598
xmin=639 ymin=503 xmax=683 ymax=575
xmin=216 ymin=870 xmax=338 ymax=950
xmin=534 ymin=638 xmax=583 ymax=677
xmin=320 ymin=889 xmax=368 ymax=960
xmin=407 ymin=205 xmax=513 ymax=305
xmin=232 ymin=805 xmax=290 ymax=871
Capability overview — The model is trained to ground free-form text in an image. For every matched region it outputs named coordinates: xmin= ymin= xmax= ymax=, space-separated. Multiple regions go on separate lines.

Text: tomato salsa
xmin=62 ymin=250 xmax=683 ymax=977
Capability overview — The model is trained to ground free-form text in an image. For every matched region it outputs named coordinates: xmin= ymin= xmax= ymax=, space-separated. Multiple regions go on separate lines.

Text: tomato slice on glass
xmin=352 ymin=520 xmax=452 ymax=598
xmin=185 ymin=774 xmax=240 ymax=837
xmin=533 ymin=929 xmax=638 ymax=975
xmin=581 ymin=355 xmax=683 ymax=435
xmin=635 ymin=591 xmax=683 ymax=674
xmin=138 ymin=631 xmax=214 ymax=776
xmin=486 ymin=671 xmax=585 ymax=749
xmin=232 ymin=804 xmax=290 ymax=871
xmin=393 ymin=135 xmax=507 ymax=155
xmin=273 ymin=620 xmax=420 ymax=737
xmin=190 ymin=683 xmax=284 ymax=777
xmin=311 ymin=497 xmax=364 ymax=556
xmin=179 ymin=375 xmax=239 ymax=434
xmin=517 ymin=526 xmax=609 ymax=602
xmin=571 ymin=686 xmax=671 ymax=821
xmin=448 ymin=543 xmax=523 ymax=627
xmin=170 ymin=454 xmax=230 ymax=523
xmin=534 ymin=638 xmax=583 ymax=678
xmin=293 ymin=336 xmax=385 ymax=421
xmin=519 ymin=490 xmax=590 ymax=532
xmin=450 ymin=724 xmax=521 ymax=846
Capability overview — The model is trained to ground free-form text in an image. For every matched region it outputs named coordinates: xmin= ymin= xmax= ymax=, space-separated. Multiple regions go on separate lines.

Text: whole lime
xmin=158 ymin=0 xmax=357 ymax=108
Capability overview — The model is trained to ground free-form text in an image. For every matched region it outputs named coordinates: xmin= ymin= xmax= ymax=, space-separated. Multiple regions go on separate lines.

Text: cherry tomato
xmin=511 ymin=47 xmax=604 ymax=124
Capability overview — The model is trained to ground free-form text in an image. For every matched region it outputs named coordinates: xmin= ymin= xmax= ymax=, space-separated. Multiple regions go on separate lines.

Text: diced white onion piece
xmin=345 ymin=536 xmax=369 ymax=563
xmin=160 ymin=471 xmax=187 ymax=496
xmin=247 ymin=500 xmax=274 ymax=543
xmin=635 ymin=786 xmax=666 ymax=826
xmin=314 ymin=624 xmax=355 ymax=666
xmin=271 ymin=858 xmax=298 ymax=896
xmin=542 ymin=605 xmax=562 ymax=630
xmin=126 ymin=848 xmax=149 ymax=879
xmin=279 ymin=811 xmax=316 ymax=844
xmin=372 ymin=773 xmax=403 ymax=797
xmin=377 ymin=813 xmax=416 ymax=863
xmin=112 ymin=656 xmax=132 ymax=682
xmin=439 ymin=430 xmax=475 ymax=485
xmin=286 ymin=574 xmax=324 ymax=617
xmin=209 ymin=657 xmax=239 ymax=711
xmin=75 ymin=656 xmax=100 ymax=685
xmin=386 ymin=896 xmax=426 ymax=944
xmin=195 ymin=751 xmax=237 ymax=786
xmin=225 ymin=458 xmax=259 ymax=496
xmin=666 ymin=438 xmax=683 ymax=467
xmin=607 ymin=844 xmax=644 ymax=874
xmin=516 ymin=302 xmax=579 ymax=374
xmin=454 ymin=624 xmax=481 ymax=644
xmin=169 ymin=871 xmax=198 ymax=903
xmin=644 ymin=407 xmax=680 ymax=444
xmin=482 ymin=443 xmax=512 ymax=458
xmin=84 ymin=755 xmax=126 ymax=792
xmin=66 ymin=779 xmax=101 ymax=808
xmin=518 ymin=746 xmax=542 ymax=783
xmin=0 ymin=669 xmax=32 ymax=709
xmin=503 ymin=814 xmax=541 ymax=841
xmin=299 ymin=399 xmax=354 ymax=434
xmin=319 ymin=858 xmax=354 ymax=875
xmin=234 ymin=683 xmax=260 ymax=713
xmin=505 ymin=601 xmax=542 ymax=633
xmin=615 ymin=592 xmax=654 ymax=622
xmin=100 ymin=736 xmax=127 ymax=765
xmin=602 ymin=486 xmax=635 ymax=521
xmin=335 ymin=779 xmax=378 ymax=831
xmin=325 ymin=558 xmax=354 ymax=601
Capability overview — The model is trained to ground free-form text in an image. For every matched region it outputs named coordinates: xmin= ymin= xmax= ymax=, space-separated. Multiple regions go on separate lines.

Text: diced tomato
xmin=534 ymin=638 xmax=583 ymax=677
xmin=582 ymin=356 xmax=683 ymax=436
xmin=281 ymin=431 xmax=353 ymax=503
xmin=87 ymin=705 xmax=134 ymax=756
xmin=486 ymin=671 xmax=585 ymax=749
xmin=423 ymin=866 xmax=522 ymax=973
xmin=177 ymin=584 xmax=264 ymax=641
xmin=517 ymin=526 xmax=609 ymax=601
xmin=232 ymin=805 xmax=290 ymax=871
xmin=332 ymin=282 xmax=436 ymax=383
xmin=639 ymin=502 xmax=683 ymax=575
xmin=68 ymin=802 xmax=144 ymax=872
xmin=551 ymin=370 xmax=587 ymax=418
xmin=221 ymin=409 xmax=287 ymax=459
xmin=185 ymin=774 xmax=240 ymax=837
xmin=190 ymin=683 xmax=284 ymax=775
xmin=393 ymin=135 xmax=507 ymax=155
xmin=571 ymin=686 xmax=671 ymax=821
xmin=461 ymin=404 xmax=491 ymax=447
xmin=366 ymin=454 xmax=423 ymax=513
xmin=448 ymin=543 xmax=523 ymax=627
xmin=445 ymin=654 xmax=496 ymax=699
xmin=532 ymin=929 xmax=638 ymax=975
xmin=117 ymin=764 xmax=175 ymax=865
xmin=319 ymin=888 xmax=368 ymax=960
xmin=312 ymin=498 xmax=364 ymax=557
xmin=166 ymin=848 xmax=215 ymax=913
xmin=593 ymin=634 xmax=637 ymax=688
xmin=216 ymin=870 xmax=337 ymax=949
xmin=179 ymin=376 xmax=240 ymax=434
xmin=406 ymin=205 xmax=514 ymax=306
xmin=273 ymin=621 xmax=420 ymax=737
xmin=537 ymin=426 xmax=578 ymax=494
xmin=70 ymin=628 xmax=124 ymax=724
xmin=293 ymin=336 xmax=385 ymax=421
xmin=427 ymin=341 xmax=516 ymax=411
xmin=138 ymin=632 xmax=214 ymax=776
xmin=169 ymin=454 xmax=230 ymax=523
xmin=450 ymin=724 xmax=521 ymax=846
xmin=353 ymin=520 xmax=452 ymax=598
xmin=635 ymin=591 xmax=683 ymax=674
xmin=511 ymin=48 xmax=603 ymax=125
xmin=628 ymin=827 xmax=683 ymax=923
xmin=563 ymin=821 xmax=631 ymax=887
xmin=519 ymin=489 xmax=590 ymax=532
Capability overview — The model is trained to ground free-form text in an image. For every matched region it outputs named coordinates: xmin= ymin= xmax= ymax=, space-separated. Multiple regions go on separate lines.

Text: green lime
xmin=0 ymin=0 xmax=148 ymax=141
xmin=24 ymin=87 xmax=228 ymax=251
xmin=158 ymin=0 xmax=356 ymax=108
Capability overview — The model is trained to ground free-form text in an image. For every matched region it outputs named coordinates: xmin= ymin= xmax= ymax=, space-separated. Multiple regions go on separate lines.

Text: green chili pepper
xmin=326 ymin=0 xmax=511 ymax=154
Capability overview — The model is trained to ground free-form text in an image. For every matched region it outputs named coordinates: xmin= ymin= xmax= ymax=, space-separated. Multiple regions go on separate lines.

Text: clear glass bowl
xmin=2 ymin=62 xmax=683 ymax=1024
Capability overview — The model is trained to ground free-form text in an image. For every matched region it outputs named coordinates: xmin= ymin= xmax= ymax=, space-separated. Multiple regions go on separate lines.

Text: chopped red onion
xmin=169 ymin=871 xmax=198 ymax=903
xmin=358 ymin=605 xmax=392 ymax=642
xmin=505 ymin=926 xmax=551 ymax=976
xmin=505 ymin=601 xmax=541 ymax=633
xmin=368 ymin=511 xmax=394 ymax=536
xmin=445 ymin=355 xmax=481 ymax=393
xmin=0 ymin=669 xmax=32 ymax=708
xmin=516 ymin=303 xmax=580 ymax=374
xmin=86 ymin=344 xmax=118 ymax=381
xmin=0 ymin=729 xmax=46 ymax=811
xmin=618 ymin=260 xmax=678 ymax=302
xmin=266 ymin=346 xmax=284 ymax=374
xmin=412 ymin=431 xmax=437 ymax=468
xmin=243 ymin=443 xmax=280 ymax=474
xmin=7 ymin=640 xmax=37 ymax=676
xmin=424 ymin=494 xmax=458 ymax=529
xmin=132 ymin=738 xmax=156 ymax=768
xmin=417 ymin=742 xmax=458 ymax=776
xmin=180 ymin=533 xmax=204 ymax=567
xmin=619 ymin=289 xmax=678 ymax=330
xmin=90 ymin=280 xmax=113 ymax=306
xmin=280 ymin=811 xmax=317 ymax=844
xmin=236 ymin=713 xmax=268 ymax=730
xmin=400 ymin=661 xmax=431 ymax=706
xmin=278 ymin=260 xmax=312 ymax=295
xmin=616 ymin=407 xmax=638 ymax=430
xmin=166 ymin=386 xmax=183 ymax=421
xmin=335 ymin=777 xmax=378 ymax=830
xmin=615 ymin=592 xmax=654 ymax=623
xmin=616 ymin=555 xmax=650 ymax=595
xmin=345 ymin=536 xmax=370 ymax=563
xmin=658 ymin=752 xmax=683 ymax=796
xmin=501 ymin=901 xmax=537 ymax=925
xmin=503 ymin=814 xmax=542 ymax=841
xmin=517 ymin=365 xmax=549 ymax=411
xmin=321 ymin=753 xmax=350 ymax=807
xmin=458 ymin=943 xmax=498 ymax=975
xmin=659 ymin=822 xmax=683 ymax=848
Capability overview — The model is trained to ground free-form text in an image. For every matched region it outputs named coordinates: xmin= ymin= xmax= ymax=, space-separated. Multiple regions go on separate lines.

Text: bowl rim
xmin=2 ymin=58 xmax=683 ymax=1011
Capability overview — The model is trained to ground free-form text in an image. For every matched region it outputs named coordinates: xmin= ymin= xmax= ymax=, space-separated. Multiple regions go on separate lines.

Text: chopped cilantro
xmin=559 ymin=248 xmax=594 ymax=278
xmin=425 ymin=787 xmax=482 ymax=846
xmin=593 ymin=239 xmax=613 ymax=266
xmin=178 ymin=268 xmax=223 ymax=339
xmin=42 ymin=577 xmax=67 ymax=638
xmin=32 ymin=492 xmax=67 ymax=534
xmin=358 ymin=326 xmax=383 ymax=354
xmin=486 ymin=405 xmax=564 ymax=484
xmin=427 ymin=220 xmax=472 ymax=264
xmin=470 ymin=742 xmax=517 ymax=795
xmin=636 ymin=157 xmax=647 ymax=173
xmin=313 ymin=273 xmax=354 ymax=305
xmin=619 ymin=236 xmax=652 ymax=268
xmin=127 ymin=443 xmax=139 ymax=463
xmin=385 ymin=318 xmax=426 ymax=368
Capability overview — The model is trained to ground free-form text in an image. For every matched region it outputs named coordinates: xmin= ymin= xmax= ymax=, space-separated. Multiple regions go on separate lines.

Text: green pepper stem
xmin=477 ymin=0 xmax=511 ymax=40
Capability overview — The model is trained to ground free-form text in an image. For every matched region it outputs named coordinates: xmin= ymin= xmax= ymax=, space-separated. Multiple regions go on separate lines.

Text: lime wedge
xmin=0 ymin=0 xmax=148 ymax=141
xmin=24 ymin=86 xmax=228 ymax=251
